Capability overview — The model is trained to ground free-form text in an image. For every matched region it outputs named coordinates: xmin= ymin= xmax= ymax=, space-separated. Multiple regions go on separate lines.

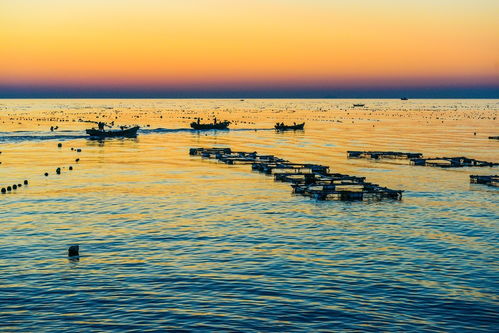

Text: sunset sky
xmin=1 ymin=0 xmax=498 ymax=97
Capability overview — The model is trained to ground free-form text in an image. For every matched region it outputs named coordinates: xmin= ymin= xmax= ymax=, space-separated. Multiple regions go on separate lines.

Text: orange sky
xmin=1 ymin=0 xmax=498 ymax=91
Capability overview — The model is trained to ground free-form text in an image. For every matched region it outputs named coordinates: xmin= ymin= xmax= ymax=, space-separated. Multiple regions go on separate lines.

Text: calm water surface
xmin=0 ymin=99 xmax=498 ymax=332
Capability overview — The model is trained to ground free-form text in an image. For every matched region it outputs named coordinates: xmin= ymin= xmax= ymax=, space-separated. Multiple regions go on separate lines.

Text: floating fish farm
xmin=410 ymin=157 xmax=498 ymax=168
xmin=470 ymin=175 xmax=498 ymax=187
xmin=190 ymin=147 xmax=403 ymax=201
xmin=348 ymin=151 xmax=423 ymax=160
xmin=348 ymin=151 xmax=498 ymax=168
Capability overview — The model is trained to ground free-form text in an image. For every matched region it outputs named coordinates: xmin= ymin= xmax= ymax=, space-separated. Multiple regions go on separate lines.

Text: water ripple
xmin=0 ymin=99 xmax=498 ymax=332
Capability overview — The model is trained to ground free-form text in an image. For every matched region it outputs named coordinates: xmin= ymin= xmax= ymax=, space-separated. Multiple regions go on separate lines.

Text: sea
xmin=0 ymin=99 xmax=498 ymax=332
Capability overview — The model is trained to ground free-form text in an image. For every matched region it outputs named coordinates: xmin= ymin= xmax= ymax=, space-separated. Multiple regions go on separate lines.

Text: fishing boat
xmin=275 ymin=122 xmax=305 ymax=131
xmin=401 ymin=97 xmax=409 ymax=100
xmin=190 ymin=120 xmax=230 ymax=130
xmin=86 ymin=126 xmax=140 ymax=138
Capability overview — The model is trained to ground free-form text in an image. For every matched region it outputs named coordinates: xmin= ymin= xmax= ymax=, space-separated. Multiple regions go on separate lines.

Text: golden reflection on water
xmin=0 ymin=99 xmax=498 ymax=330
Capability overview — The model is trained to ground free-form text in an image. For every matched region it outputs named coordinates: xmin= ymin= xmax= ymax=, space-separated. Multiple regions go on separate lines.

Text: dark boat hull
xmin=190 ymin=121 xmax=230 ymax=130
xmin=86 ymin=126 xmax=140 ymax=138
xmin=275 ymin=123 xmax=305 ymax=131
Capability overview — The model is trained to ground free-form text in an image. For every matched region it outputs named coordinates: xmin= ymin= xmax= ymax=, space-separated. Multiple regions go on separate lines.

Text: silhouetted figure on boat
xmin=190 ymin=117 xmax=230 ymax=130
xmin=86 ymin=121 xmax=139 ymax=138
xmin=274 ymin=122 xmax=305 ymax=131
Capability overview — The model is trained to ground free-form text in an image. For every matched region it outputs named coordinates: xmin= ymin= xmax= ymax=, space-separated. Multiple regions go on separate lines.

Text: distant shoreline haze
xmin=1 ymin=86 xmax=498 ymax=99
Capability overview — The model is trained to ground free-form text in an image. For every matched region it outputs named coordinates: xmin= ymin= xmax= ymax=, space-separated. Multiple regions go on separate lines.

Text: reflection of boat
xmin=190 ymin=120 xmax=230 ymax=130
xmin=275 ymin=122 xmax=305 ymax=131
xmin=86 ymin=126 xmax=140 ymax=138
xmin=353 ymin=104 xmax=365 ymax=107
xmin=401 ymin=97 xmax=409 ymax=100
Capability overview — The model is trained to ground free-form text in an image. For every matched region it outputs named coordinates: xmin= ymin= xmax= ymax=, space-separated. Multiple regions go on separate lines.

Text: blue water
xmin=0 ymin=99 xmax=498 ymax=332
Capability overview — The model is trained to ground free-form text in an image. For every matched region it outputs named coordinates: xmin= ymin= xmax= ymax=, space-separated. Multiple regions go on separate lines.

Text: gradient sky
xmin=1 ymin=0 xmax=498 ymax=97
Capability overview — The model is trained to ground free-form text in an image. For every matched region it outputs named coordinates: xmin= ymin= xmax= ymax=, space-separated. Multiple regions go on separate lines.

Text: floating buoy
xmin=7 ymin=186 xmax=12 ymax=191
xmin=75 ymin=158 xmax=79 ymax=162
xmin=17 ymin=184 xmax=22 ymax=187
xmin=68 ymin=245 xmax=79 ymax=257
xmin=76 ymin=149 xmax=81 ymax=152
xmin=58 ymin=143 xmax=62 ymax=148
xmin=56 ymin=167 xmax=61 ymax=174
xmin=69 ymin=166 xmax=73 ymax=170
xmin=12 ymin=184 xmax=17 ymax=190
xmin=1 ymin=188 xmax=6 ymax=193
xmin=24 ymin=180 xmax=28 ymax=185
xmin=44 ymin=172 xmax=49 ymax=176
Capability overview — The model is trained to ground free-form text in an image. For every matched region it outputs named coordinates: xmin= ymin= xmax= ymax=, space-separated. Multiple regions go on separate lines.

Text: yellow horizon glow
xmin=1 ymin=0 xmax=498 ymax=87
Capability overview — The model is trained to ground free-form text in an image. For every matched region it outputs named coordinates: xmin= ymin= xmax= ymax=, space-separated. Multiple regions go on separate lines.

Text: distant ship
xmin=401 ymin=97 xmax=409 ymax=100
xmin=353 ymin=104 xmax=365 ymax=107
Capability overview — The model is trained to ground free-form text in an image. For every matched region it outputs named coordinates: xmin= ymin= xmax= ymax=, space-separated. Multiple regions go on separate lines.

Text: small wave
xmin=0 ymin=133 xmax=87 ymax=142
xmin=142 ymin=127 xmax=272 ymax=134
xmin=141 ymin=128 xmax=196 ymax=134
xmin=0 ymin=127 xmax=275 ymax=142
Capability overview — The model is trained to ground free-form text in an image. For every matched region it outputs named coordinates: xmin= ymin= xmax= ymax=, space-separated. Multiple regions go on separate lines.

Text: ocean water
xmin=0 ymin=99 xmax=498 ymax=332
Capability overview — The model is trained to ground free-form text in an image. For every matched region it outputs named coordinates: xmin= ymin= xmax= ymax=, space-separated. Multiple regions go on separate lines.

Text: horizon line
xmin=1 ymin=96 xmax=499 ymax=100
xmin=1 ymin=86 xmax=498 ymax=99
xmin=2 ymin=86 xmax=498 ymax=99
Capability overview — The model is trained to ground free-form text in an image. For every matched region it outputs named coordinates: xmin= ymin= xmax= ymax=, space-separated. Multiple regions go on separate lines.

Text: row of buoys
xmin=1 ymin=180 xmax=29 ymax=193
xmin=0 ymin=143 xmax=81 ymax=194
xmin=45 ymin=165 xmax=75 ymax=177
xmin=37 ymin=137 xmax=82 ymax=183
xmin=58 ymin=143 xmax=82 ymax=153
xmin=55 ymin=144 xmax=81 ymax=164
